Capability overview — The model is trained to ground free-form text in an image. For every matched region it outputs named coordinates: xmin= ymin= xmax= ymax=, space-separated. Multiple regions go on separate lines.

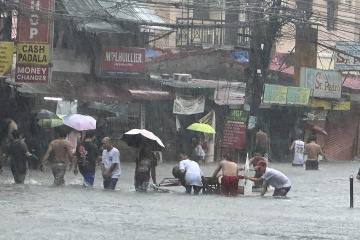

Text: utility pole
xmin=245 ymin=0 xmax=283 ymax=155
xmin=294 ymin=0 xmax=317 ymax=86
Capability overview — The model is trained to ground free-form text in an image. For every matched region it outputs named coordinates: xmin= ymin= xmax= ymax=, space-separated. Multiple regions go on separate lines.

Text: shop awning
xmin=8 ymin=78 xmax=174 ymax=101
xmin=128 ymin=89 xmax=174 ymax=100
xmin=7 ymin=79 xmax=131 ymax=101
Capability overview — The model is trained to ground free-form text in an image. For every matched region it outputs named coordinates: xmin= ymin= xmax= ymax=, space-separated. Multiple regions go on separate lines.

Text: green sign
xmin=226 ymin=110 xmax=248 ymax=123
xmin=287 ymin=87 xmax=310 ymax=105
xmin=263 ymin=84 xmax=287 ymax=104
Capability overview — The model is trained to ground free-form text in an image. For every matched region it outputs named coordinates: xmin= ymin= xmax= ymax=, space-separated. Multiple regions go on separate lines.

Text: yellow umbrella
xmin=187 ymin=123 xmax=216 ymax=133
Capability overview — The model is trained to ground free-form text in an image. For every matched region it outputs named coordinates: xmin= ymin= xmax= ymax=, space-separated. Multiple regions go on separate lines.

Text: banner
xmin=263 ymin=84 xmax=287 ymax=104
xmin=222 ymin=122 xmax=246 ymax=149
xmin=173 ymin=93 xmax=205 ymax=115
xmin=0 ymin=42 xmax=14 ymax=77
xmin=18 ymin=0 xmax=51 ymax=43
xmin=100 ymin=46 xmax=145 ymax=78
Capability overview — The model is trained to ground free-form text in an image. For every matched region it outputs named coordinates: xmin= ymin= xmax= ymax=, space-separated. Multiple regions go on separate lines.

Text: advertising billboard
xmin=18 ymin=0 xmax=51 ymax=43
xmin=334 ymin=42 xmax=360 ymax=71
xmin=300 ymin=67 xmax=341 ymax=99
xmin=0 ymin=42 xmax=14 ymax=77
xmin=101 ymin=46 xmax=145 ymax=78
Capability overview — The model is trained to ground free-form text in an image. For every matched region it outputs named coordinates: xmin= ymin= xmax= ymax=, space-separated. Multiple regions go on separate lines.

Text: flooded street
xmin=1 ymin=161 xmax=360 ymax=240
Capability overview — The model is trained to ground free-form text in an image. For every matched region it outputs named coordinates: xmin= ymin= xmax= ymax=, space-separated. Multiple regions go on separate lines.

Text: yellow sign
xmin=310 ymin=99 xmax=332 ymax=110
xmin=17 ymin=43 xmax=49 ymax=65
xmin=332 ymin=101 xmax=351 ymax=110
xmin=0 ymin=42 xmax=14 ymax=77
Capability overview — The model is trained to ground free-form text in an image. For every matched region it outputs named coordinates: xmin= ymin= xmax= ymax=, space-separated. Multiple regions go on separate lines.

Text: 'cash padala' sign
xmin=100 ymin=46 xmax=145 ymax=78
xmin=17 ymin=43 xmax=49 ymax=64
xmin=300 ymin=67 xmax=342 ymax=99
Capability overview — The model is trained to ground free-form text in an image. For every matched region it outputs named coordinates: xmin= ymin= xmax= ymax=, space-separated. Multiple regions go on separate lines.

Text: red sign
xmin=15 ymin=64 xmax=49 ymax=83
xmin=18 ymin=0 xmax=51 ymax=43
xmin=100 ymin=46 xmax=145 ymax=78
xmin=222 ymin=122 xmax=246 ymax=149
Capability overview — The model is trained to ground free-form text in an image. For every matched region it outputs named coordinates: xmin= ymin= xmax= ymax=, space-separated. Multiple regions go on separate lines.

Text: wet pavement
xmin=1 ymin=160 xmax=360 ymax=240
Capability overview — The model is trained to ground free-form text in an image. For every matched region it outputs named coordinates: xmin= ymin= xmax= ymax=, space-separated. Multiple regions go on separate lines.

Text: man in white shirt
xmin=101 ymin=137 xmax=121 ymax=190
xmin=179 ymin=153 xmax=204 ymax=195
xmin=245 ymin=159 xmax=291 ymax=197
xmin=289 ymin=137 xmax=305 ymax=167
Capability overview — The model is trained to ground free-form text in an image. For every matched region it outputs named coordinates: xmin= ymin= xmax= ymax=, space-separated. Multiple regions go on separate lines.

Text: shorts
xmin=306 ymin=160 xmax=318 ymax=170
xmin=221 ymin=175 xmax=239 ymax=196
xmin=103 ymin=178 xmax=118 ymax=190
xmin=273 ymin=186 xmax=291 ymax=196
xmin=292 ymin=163 xmax=304 ymax=167
xmin=134 ymin=177 xmax=150 ymax=192
xmin=82 ymin=172 xmax=95 ymax=187
xmin=51 ymin=163 xmax=67 ymax=186
xmin=185 ymin=185 xmax=202 ymax=195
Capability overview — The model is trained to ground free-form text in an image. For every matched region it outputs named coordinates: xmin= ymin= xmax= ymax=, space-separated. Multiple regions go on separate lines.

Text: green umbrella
xmin=187 ymin=123 xmax=216 ymax=133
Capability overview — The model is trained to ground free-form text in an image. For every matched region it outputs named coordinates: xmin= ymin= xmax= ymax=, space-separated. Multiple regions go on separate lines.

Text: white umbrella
xmin=121 ymin=129 xmax=165 ymax=150
xmin=62 ymin=114 xmax=96 ymax=131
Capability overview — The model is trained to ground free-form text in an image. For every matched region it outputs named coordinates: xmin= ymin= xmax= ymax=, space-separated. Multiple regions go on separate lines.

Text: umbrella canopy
xmin=121 ymin=129 xmax=165 ymax=151
xmin=31 ymin=109 xmax=59 ymax=120
xmin=62 ymin=114 xmax=96 ymax=131
xmin=187 ymin=123 xmax=216 ymax=133
xmin=311 ymin=125 xmax=327 ymax=136
xmin=37 ymin=119 xmax=64 ymax=128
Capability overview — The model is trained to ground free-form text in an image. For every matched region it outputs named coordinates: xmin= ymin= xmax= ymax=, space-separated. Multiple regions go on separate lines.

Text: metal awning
xmin=128 ymin=89 xmax=174 ymax=100
xmin=7 ymin=79 xmax=131 ymax=101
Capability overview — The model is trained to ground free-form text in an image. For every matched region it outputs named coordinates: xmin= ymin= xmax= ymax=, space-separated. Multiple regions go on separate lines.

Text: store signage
xmin=287 ymin=87 xmax=310 ymax=105
xmin=300 ymin=67 xmax=341 ymax=99
xmin=18 ymin=0 xmax=51 ymax=43
xmin=15 ymin=64 xmax=49 ymax=83
xmin=334 ymin=42 xmax=360 ymax=71
xmin=226 ymin=110 xmax=248 ymax=123
xmin=222 ymin=122 xmax=246 ymax=149
xmin=0 ymin=42 xmax=14 ymax=77
xmin=16 ymin=0 xmax=52 ymax=83
xmin=263 ymin=84 xmax=287 ymax=104
xmin=100 ymin=46 xmax=145 ymax=78
xmin=17 ymin=43 xmax=49 ymax=64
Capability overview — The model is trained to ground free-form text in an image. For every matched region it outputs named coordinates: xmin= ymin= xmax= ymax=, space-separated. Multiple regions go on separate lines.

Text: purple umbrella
xmin=62 ymin=114 xmax=96 ymax=131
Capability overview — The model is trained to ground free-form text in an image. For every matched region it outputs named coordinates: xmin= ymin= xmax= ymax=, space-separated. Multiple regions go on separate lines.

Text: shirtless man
xmin=212 ymin=153 xmax=243 ymax=196
xmin=304 ymin=135 xmax=324 ymax=170
xmin=255 ymin=126 xmax=270 ymax=159
xmin=41 ymin=127 xmax=73 ymax=186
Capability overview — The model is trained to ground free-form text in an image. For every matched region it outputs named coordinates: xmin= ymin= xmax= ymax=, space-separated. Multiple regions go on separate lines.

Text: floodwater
xmin=1 ymin=160 xmax=360 ymax=240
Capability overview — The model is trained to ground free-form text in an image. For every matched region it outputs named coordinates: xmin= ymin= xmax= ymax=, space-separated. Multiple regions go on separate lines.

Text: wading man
xmin=41 ymin=127 xmax=73 ymax=186
xmin=101 ymin=137 xmax=121 ymax=190
xmin=245 ymin=160 xmax=291 ymax=197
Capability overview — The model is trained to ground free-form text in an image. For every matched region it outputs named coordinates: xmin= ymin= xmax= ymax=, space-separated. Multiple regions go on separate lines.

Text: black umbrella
xmin=31 ymin=109 xmax=59 ymax=120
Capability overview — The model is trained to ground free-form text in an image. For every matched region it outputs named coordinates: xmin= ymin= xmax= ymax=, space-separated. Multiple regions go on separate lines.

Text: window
xmin=327 ymin=0 xmax=338 ymax=31
xmin=193 ymin=0 xmax=210 ymax=20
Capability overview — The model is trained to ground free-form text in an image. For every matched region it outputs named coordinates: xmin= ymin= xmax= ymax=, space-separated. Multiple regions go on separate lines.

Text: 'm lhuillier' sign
xmin=100 ymin=46 xmax=145 ymax=78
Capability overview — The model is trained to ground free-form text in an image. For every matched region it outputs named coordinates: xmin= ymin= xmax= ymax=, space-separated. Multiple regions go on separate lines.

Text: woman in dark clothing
xmin=6 ymin=130 xmax=34 ymax=184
